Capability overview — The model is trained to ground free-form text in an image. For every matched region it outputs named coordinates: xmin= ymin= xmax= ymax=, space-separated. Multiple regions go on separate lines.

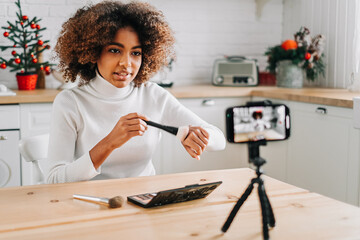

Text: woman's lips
xmin=113 ymin=72 xmax=131 ymax=81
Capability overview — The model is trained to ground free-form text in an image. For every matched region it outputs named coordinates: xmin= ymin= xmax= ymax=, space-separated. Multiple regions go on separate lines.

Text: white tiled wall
xmin=0 ymin=0 xmax=283 ymax=88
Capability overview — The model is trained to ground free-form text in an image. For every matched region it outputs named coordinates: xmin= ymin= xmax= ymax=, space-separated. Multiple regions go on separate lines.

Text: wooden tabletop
xmin=0 ymin=168 xmax=359 ymax=239
xmin=1 ymin=84 xmax=359 ymax=108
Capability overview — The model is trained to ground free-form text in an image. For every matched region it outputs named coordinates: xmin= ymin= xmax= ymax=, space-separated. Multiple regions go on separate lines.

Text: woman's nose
xmin=119 ymin=54 xmax=131 ymax=68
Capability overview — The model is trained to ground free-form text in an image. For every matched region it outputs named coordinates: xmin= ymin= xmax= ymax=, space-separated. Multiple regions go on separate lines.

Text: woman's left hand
xmin=182 ymin=126 xmax=209 ymax=160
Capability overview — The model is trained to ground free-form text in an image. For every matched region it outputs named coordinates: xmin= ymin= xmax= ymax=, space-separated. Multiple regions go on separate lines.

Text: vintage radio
xmin=212 ymin=56 xmax=259 ymax=86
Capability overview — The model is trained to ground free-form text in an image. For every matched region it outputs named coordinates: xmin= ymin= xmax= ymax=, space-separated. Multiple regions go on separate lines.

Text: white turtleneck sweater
xmin=45 ymin=73 xmax=226 ymax=184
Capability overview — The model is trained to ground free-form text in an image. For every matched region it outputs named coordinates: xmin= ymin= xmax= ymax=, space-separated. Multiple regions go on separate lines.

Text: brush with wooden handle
xmin=145 ymin=120 xmax=189 ymax=141
xmin=73 ymin=194 xmax=124 ymax=208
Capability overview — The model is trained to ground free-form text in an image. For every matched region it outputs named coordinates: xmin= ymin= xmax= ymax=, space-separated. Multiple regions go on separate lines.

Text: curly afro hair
xmin=54 ymin=1 xmax=175 ymax=87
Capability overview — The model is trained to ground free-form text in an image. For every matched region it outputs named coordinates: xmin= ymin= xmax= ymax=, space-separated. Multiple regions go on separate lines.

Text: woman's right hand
xmin=107 ymin=112 xmax=149 ymax=149
xmin=90 ymin=112 xmax=148 ymax=169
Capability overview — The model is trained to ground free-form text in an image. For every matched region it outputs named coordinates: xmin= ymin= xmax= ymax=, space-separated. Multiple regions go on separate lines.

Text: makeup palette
xmin=127 ymin=181 xmax=222 ymax=208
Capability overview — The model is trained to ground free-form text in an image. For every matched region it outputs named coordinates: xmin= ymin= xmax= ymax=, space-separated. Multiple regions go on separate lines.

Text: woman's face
xmin=96 ymin=26 xmax=142 ymax=88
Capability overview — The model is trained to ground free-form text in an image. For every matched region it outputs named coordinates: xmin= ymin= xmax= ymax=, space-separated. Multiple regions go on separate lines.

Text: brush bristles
xmin=108 ymin=196 xmax=124 ymax=208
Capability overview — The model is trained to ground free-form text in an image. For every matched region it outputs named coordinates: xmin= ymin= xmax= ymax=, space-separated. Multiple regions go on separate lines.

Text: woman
xmin=46 ymin=1 xmax=226 ymax=184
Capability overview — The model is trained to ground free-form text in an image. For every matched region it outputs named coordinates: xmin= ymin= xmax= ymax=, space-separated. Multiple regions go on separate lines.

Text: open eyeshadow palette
xmin=127 ymin=181 xmax=222 ymax=208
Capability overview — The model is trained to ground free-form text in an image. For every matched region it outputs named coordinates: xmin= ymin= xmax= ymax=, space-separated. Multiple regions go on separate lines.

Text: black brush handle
xmin=145 ymin=120 xmax=178 ymax=136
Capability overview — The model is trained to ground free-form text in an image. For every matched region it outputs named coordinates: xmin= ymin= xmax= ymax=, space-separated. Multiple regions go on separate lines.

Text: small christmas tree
xmin=0 ymin=0 xmax=53 ymax=75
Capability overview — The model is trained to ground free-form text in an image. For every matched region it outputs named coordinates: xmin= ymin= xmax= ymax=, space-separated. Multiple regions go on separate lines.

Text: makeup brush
xmin=145 ymin=120 xmax=189 ymax=141
xmin=73 ymin=194 xmax=124 ymax=208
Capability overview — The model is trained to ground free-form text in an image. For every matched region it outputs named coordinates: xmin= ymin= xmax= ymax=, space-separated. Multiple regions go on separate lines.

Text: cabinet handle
xmin=315 ymin=107 xmax=327 ymax=115
xmin=0 ymin=135 xmax=8 ymax=140
xmin=202 ymin=99 xmax=215 ymax=106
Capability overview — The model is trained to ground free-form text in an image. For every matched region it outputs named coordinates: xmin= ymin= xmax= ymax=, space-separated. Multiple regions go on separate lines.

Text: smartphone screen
xmin=226 ymin=104 xmax=290 ymax=143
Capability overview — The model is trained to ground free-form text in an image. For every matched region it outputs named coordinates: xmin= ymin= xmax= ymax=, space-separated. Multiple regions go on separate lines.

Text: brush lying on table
xmin=145 ymin=120 xmax=189 ymax=141
xmin=73 ymin=194 xmax=124 ymax=208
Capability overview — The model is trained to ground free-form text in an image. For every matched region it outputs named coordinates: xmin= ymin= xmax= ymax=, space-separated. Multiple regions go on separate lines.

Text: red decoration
xmin=0 ymin=63 xmax=6 ymax=69
xmin=44 ymin=65 xmax=50 ymax=72
xmin=20 ymin=21 xmax=24 ymax=25
xmin=40 ymin=65 xmax=44 ymax=70
xmin=281 ymin=40 xmax=298 ymax=51
xmin=11 ymin=50 xmax=17 ymax=56
xmin=37 ymin=40 xmax=43 ymax=46
xmin=14 ymin=58 xmax=21 ymax=64
xmin=36 ymin=24 xmax=40 ymax=29
xmin=30 ymin=23 xmax=36 ymax=29
xmin=305 ymin=52 xmax=311 ymax=60
xmin=3 ymin=32 xmax=9 ymax=37
xmin=32 ymin=58 xmax=38 ymax=63
xmin=22 ymin=15 xmax=28 ymax=20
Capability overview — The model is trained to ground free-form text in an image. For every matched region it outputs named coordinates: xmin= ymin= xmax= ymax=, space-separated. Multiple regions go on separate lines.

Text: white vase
xmin=276 ymin=60 xmax=304 ymax=88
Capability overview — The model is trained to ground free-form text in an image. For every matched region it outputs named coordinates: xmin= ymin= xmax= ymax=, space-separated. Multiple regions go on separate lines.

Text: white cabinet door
xmin=20 ymin=103 xmax=53 ymax=186
xmin=287 ymin=102 xmax=359 ymax=205
xmin=0 ymin=130 xmax=21 ymax=187
xmin=156 ymin=97 xmax=250 ymax=175
xmin=20 ymin=103 xmax=53 ymax=138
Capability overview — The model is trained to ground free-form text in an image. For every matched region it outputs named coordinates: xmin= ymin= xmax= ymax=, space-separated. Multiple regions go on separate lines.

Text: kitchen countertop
xmin=0 ymin=168 xmax=359 ymax=239
xmin=0 ymin=84 xmax=359 ymax=108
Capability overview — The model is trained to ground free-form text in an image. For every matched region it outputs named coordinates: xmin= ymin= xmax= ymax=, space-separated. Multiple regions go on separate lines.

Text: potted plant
xmin=265 ymin=27 xmax=326 ymax=88
xmin=0 ymin=0 xmax=53 ymax=90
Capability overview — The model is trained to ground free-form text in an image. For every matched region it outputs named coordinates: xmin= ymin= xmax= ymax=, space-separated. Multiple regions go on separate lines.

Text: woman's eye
xmin=109 ymin=48 xmax=120 ymax=53
xmin=132 ymin=51 xmax=142 ymax=56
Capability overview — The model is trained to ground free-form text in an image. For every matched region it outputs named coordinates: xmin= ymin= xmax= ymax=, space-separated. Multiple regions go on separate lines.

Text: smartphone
xmin=226 ymin=104 xmax=290 ymax=143
xmin=127 ymin=181 xmax=222 ymax=208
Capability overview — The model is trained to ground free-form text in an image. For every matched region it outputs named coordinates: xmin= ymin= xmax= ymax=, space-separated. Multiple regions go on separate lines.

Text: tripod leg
xmin=258 ymin=181 xmax=270 ymax=240
xmin=221 ymin=180 xmax=255 ymax=233
xmin=262 ymin=185 xmax=276 ymax=228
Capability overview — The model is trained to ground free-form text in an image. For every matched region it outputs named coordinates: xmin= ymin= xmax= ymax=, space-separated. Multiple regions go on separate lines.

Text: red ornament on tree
xmin=22 ymin=15 xmax=28 ymax=21
xmin=305 ymin=52 xmax=311 ymax=60
xmin=11 ymin=50 xmax=17 ymax=56
xmin=44 ymin=66 xmax=50 ymax=72
xmin=14 ymin=58 xmax=21 ymax=64
xmin=37 ymin=40 xmax=43 ymax=46
xmin=30 ymin=23 xmax=36 ymax=29
xmin=36 ymin=24 xmax=40 ymax=30
xmin=32 ymin=58 xmax=38 ymax=63
xmin=3 ymin=32 xmax=9 ymax=37
xmin=20 ymin=21 xmax=24 ymax=25
xmin=0 ymin=63 xmax=6 ymax=69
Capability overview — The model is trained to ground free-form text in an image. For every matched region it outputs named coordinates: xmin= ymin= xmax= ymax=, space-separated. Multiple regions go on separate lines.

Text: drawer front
xmin=0 ymin=105 xmax=20 ymax=129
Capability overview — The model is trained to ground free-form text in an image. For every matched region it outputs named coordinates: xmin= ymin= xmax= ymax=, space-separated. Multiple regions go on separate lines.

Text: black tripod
xmin=221 ymin=139 xmax=276 ymax=240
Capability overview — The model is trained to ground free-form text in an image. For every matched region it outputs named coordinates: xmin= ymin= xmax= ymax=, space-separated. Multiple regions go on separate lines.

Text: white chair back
xmin=19 ymin=134 xmax=49 ymax=185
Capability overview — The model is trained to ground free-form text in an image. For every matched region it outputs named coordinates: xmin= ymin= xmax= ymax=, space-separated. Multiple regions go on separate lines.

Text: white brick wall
xmin=0 ymin=0 xmax=283 ymax=89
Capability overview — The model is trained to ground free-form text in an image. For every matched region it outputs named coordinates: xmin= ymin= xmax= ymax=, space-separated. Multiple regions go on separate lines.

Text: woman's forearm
xmin=89 ymin=135 xmax=116 ymax=169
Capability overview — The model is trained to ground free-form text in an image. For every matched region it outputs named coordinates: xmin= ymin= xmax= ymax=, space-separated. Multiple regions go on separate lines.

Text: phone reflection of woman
xmin=46 ymin=1 xmax=226 ymax=184
xmin=252 ymin=111 xmax=270 ymax=132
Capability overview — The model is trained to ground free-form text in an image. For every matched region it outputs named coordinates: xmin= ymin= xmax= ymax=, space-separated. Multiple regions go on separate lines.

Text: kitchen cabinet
xmin=253 ymin=97 xmax=360 ymax=206
xmin=287 ymin=101 xmax=359 ymax=206
xmin=153 ymin=97 xmax=251 ymax=175
xmin=19 ymin=103 xmax=53 ymax=185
